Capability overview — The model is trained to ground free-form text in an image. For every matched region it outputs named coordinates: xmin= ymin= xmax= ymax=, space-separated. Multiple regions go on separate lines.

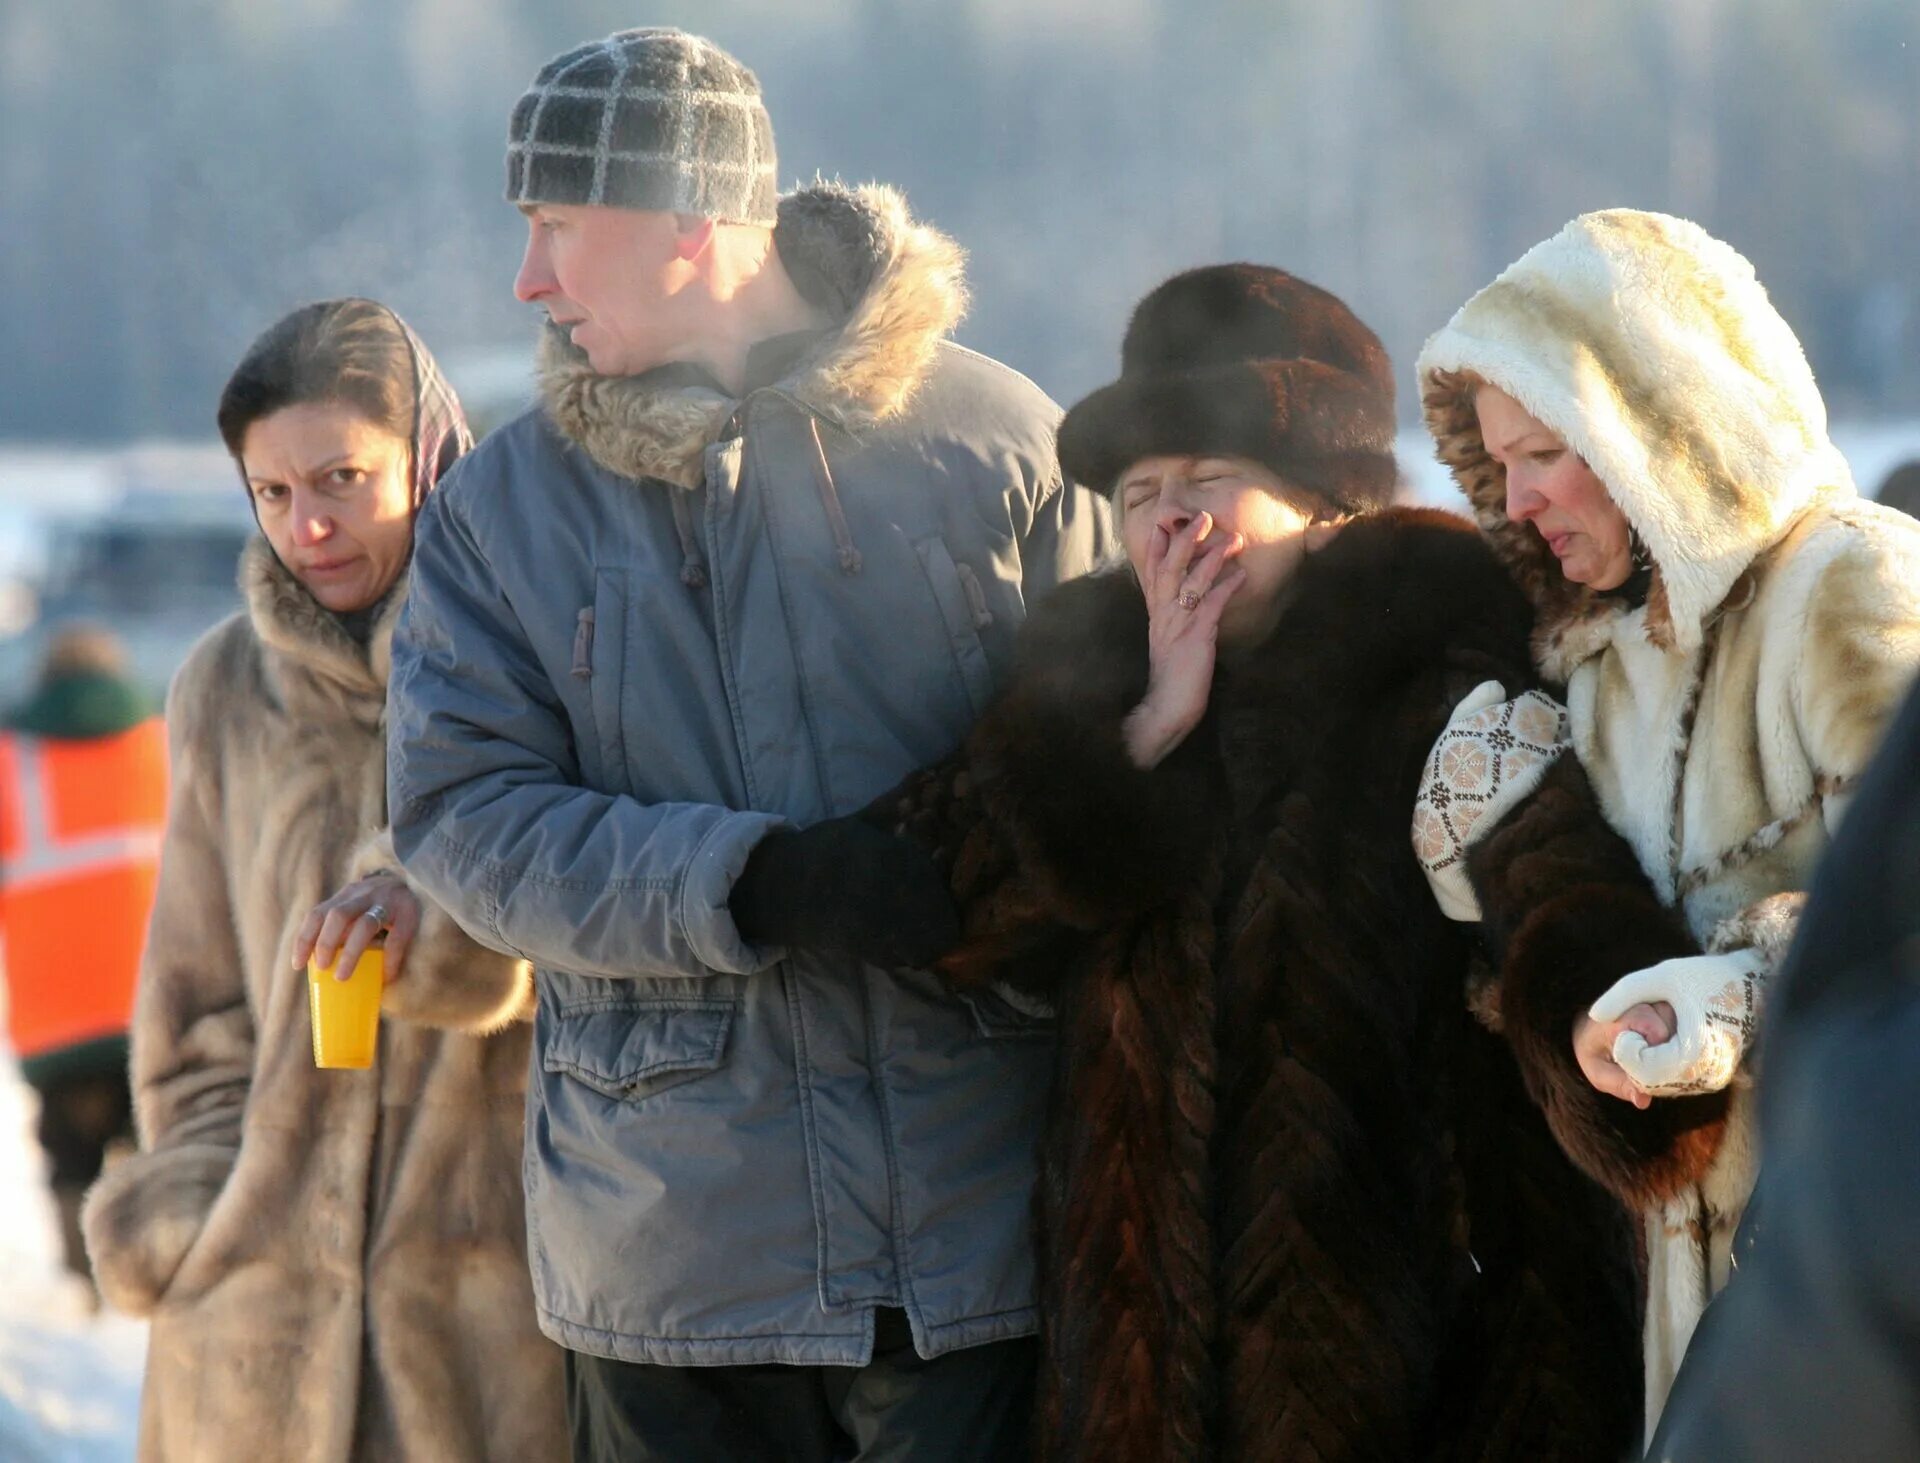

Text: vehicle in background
xmin=0 ymin=447 xmax=252 ymax=703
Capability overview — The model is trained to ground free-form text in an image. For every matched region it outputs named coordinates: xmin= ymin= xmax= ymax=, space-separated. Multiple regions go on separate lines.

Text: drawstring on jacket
xmin=669 ymin=394 xmax=864 ymax=595
xmin=668 ymin=490 xmax=710 ymax=590
xmin=804 ymin=415 xmax=863 ymax=576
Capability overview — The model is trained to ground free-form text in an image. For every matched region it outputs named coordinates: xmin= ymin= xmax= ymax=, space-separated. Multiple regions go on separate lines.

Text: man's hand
xmin=730 ymin=817 xmax=960 ymax=969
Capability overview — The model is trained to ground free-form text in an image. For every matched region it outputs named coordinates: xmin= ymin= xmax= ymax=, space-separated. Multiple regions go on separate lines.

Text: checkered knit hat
xmin=506 ymin=28 xmax=778 ymax=226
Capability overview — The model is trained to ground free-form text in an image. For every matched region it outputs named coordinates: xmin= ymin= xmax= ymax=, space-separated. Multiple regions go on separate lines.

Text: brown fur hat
xmin=1057 ymin=264 xmax=1397 ymax=511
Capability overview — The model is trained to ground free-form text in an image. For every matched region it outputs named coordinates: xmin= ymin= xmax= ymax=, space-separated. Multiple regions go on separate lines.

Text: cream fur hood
xmin=536 ymin=180 xmax=969 ymax=490
xmin=1418 ymin=208 xmax=1857 ymax=671
xmin=1414 ymin=206 xmax=1920 ymax=943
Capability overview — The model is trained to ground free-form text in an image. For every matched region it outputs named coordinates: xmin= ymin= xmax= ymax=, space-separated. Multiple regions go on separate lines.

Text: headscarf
xmin=380 ymin=301 xmax=474 ymax=509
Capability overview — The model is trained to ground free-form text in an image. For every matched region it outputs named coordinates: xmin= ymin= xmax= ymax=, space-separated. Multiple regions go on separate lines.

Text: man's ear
xmin=672 ymin=215 xmax=717 ymax=262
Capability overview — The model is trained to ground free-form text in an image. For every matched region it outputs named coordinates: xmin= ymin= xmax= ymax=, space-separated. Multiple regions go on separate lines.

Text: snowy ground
xmin=0 ymin=1051 xmax=143 ymax=1461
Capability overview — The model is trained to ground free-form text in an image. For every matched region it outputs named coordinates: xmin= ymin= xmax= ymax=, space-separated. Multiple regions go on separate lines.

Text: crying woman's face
xmin=1475 ymin=386 xmax=1633 ymax=592
xmin=1117 ymin=454 xmax=1325 ymax=651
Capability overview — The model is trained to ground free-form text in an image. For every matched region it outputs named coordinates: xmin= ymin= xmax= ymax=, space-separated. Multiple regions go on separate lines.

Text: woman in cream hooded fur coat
xmin=81 ymin=301 xmax=566 ymax=1462
xmin=1417 ymin=210 xmax=1920 ymax=1434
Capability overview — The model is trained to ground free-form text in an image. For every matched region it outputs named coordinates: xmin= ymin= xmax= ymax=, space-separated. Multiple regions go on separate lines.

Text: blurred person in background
xmin=386 ymin=27 xmax=1111 ymax=1462
xmin=1647 ymin=676 xmax=1920 ymax=1462
xmin=82 ymin=299 xmax=567 ymax=1462
xmin=0 ymin=625 xmax=164 ymax=1288
xmin=1417 ymin=209 xmax=1920 ymax=1440
xmin=1873 ymin=458 xmax=1920 ymax=518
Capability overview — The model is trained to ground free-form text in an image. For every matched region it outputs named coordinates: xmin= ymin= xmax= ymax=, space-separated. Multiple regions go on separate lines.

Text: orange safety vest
xmin=0 ymin=719 xmax=168 ymax=1060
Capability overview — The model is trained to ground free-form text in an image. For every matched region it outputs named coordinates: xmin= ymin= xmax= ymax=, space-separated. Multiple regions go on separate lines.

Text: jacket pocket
xmin=910 ymin=535 xmax=998 ymax=718
xmin=543 ymin=998 xmax=737 ymax=1101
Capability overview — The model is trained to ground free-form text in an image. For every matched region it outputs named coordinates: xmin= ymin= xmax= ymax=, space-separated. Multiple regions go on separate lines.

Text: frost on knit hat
xmin=506 ymin=28 xmax=778 ymax=226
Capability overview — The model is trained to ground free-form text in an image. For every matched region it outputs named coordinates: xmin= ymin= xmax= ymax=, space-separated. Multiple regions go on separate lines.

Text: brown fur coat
xmin=876 ymin=509 xmax=1641 ymax=1461
xmin=81 ymin=540 xmax=565 ymax=1462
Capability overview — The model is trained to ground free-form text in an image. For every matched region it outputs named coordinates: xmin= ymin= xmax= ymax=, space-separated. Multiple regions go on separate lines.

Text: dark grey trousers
xmin=566 ymin=1308 xmax=1037 ymax=1462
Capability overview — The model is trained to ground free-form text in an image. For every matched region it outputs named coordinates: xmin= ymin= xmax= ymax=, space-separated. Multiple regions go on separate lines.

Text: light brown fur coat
xmin=82 ymin=539 xmax=563 ymax=1462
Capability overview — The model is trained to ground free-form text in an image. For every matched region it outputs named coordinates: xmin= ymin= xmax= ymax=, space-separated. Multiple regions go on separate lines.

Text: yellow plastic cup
xmin=308 ymin=945 xmax=385 ymax=1069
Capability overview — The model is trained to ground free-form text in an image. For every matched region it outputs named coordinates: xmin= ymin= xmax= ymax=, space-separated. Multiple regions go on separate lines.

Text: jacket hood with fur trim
xmin=536 ymin=181 xmax=969 ymax=490
xmin=1417 ymin=209 xmax=1855 ymax=674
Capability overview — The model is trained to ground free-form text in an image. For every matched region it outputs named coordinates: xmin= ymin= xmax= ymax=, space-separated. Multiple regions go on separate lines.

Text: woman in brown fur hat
xmin=872 ymin=265 xmax=1645 ymax=1461
xmin=81 ymin=300 xmax=567 ymax=1462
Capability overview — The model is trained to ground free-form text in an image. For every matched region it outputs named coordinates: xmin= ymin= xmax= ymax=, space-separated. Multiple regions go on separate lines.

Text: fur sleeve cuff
xmin=350 ymin=829 xmax=535 ymax=1035
xmin=1467 ymin=756 xmax=1730 ymax=1207
xmin=1496 ymin=886 xmax=1732 ymax=1206
xmin=82 ymin=1142 xmax=233 ymax=1317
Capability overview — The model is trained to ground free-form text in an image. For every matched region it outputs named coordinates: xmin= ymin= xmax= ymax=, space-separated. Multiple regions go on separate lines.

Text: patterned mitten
xmin=1412 ymin=681 xmax=1572 ymax=921
xmin=1590 ymin=950 xmax=1769 ymax=1096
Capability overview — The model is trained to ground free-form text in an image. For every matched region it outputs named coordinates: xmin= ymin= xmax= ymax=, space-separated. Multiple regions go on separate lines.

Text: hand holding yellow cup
xmin=309 ymin=945 xmax=385 ymax=1069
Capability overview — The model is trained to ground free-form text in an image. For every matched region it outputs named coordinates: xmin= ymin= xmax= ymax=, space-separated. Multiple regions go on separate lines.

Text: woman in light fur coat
xmin=81 ymin=300 xmax=567 ymax=1462
xmin=1414 ymin=209 xmax=1920 ymax=1437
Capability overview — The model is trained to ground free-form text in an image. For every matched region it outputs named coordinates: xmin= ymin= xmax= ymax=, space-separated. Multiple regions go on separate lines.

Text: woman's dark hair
xmin=217 ymin=298 xmax=415 ymax=461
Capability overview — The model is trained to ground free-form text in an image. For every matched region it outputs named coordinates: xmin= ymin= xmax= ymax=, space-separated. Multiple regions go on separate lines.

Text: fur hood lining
xmin=1417 ymin=209 xmax=1855 ymax=668
xmin=535 ymin=181 xmax=969 ymax=489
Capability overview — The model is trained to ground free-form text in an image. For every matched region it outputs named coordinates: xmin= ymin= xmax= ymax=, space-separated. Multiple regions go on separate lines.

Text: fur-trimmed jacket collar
xmin=875 ymin=509 xmax=1641 ymax=1462
xmin=240 ymin=536 xmax=402 ymax=727
xmin=1416 ymin=209 xmax=1855 ymax=675
xmin=536 ymin=182 xmax=968 ymax=489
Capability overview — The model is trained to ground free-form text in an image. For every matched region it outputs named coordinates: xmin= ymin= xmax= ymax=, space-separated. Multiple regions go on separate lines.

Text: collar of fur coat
xmin=536 ymin=182 xmax=969 ymax=490
xmin=241 ymin=536 xmax=399 ymax=723
xmin=1416 ymin=209 xmax=1855 ymax=676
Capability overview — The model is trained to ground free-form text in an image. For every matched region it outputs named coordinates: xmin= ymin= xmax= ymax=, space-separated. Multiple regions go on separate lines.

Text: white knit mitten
xmin=1590 ymin=950 xmax=1769 ymax=1097
xmin=1412 ymin=682 xmax=1571 ymax=921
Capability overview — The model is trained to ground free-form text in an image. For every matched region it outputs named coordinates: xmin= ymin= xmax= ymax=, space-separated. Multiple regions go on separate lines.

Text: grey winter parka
xmin=387 ymin=183 xmax=1114 ymax=1366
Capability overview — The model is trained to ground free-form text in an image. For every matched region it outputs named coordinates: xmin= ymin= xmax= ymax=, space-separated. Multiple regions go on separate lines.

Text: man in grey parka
xmin=385 ymin=27 xmax=1113 ymax=1462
